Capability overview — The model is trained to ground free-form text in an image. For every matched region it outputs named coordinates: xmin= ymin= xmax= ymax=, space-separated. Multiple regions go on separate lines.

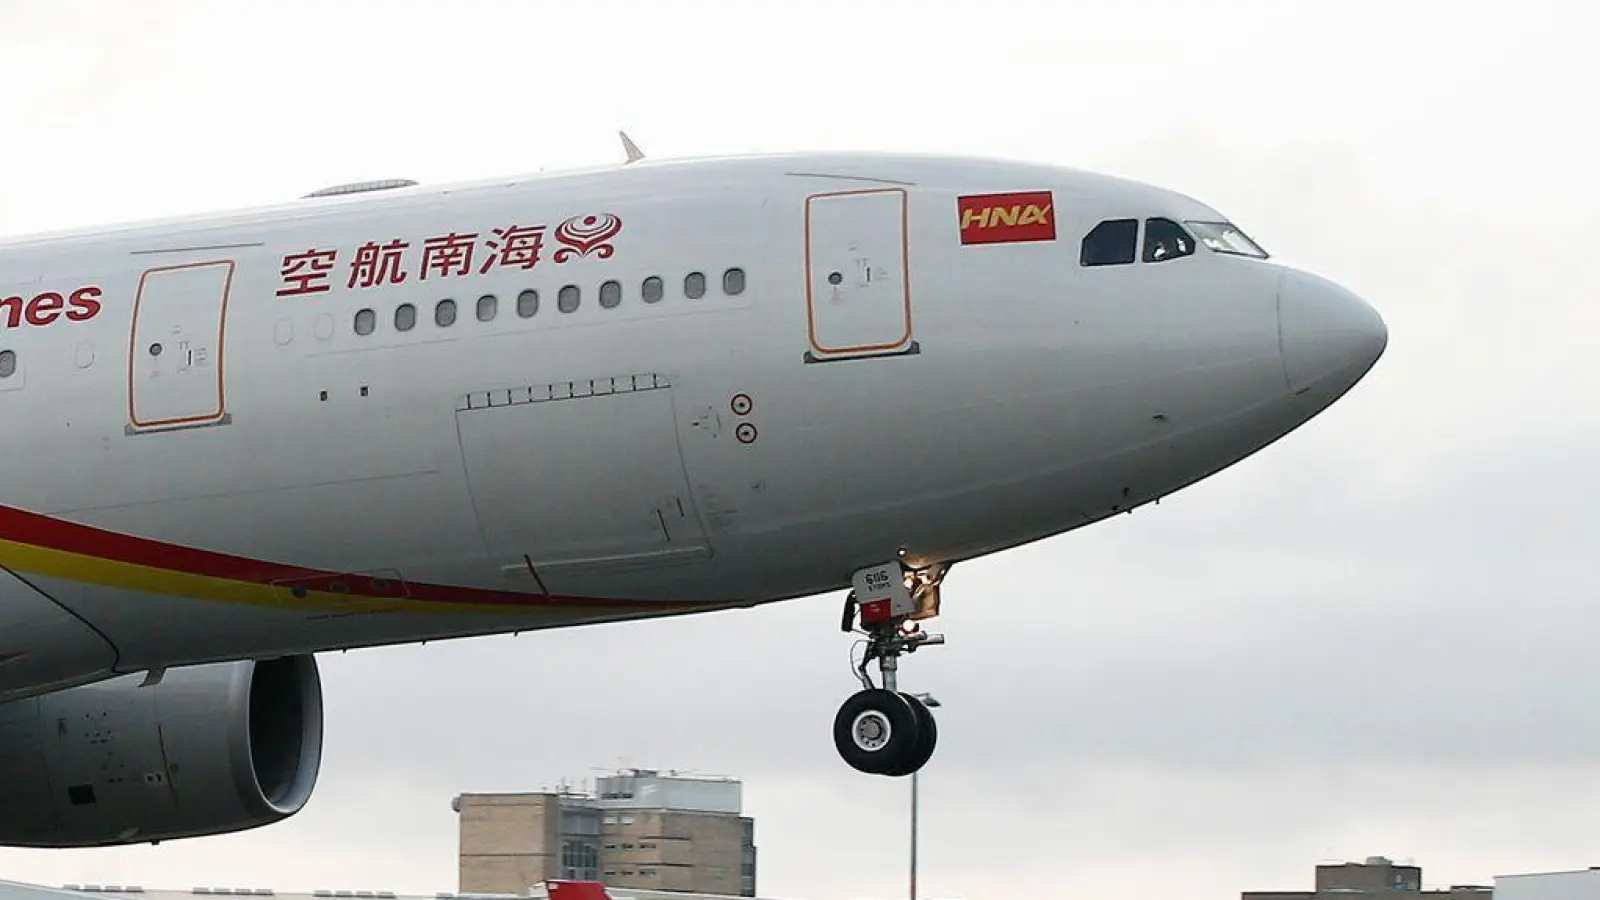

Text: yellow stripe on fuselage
xmin=0 ymin=538 xmax=576 ymax=617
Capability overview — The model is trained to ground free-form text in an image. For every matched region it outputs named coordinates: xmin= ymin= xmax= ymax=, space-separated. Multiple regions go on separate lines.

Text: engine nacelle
xmin=0 ymin=655 xmax=323 ymax=847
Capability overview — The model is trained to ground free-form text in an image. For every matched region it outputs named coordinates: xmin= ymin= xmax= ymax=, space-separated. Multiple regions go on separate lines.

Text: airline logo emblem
xmin=957 ymin=191 xmax=1055 ymax=245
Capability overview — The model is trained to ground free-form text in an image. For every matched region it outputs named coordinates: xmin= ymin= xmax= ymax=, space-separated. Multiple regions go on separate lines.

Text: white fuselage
xmin=0 ymin=151 xmax=1387 ymax=702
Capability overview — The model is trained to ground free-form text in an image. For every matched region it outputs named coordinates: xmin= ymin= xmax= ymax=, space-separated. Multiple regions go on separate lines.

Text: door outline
xmin=803 ymin=187 xmax=916 ymax=361
xmin=126 ymin=259 xmax=234 ymax=433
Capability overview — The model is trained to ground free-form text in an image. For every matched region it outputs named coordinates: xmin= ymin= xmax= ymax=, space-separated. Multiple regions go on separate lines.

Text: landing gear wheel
xmin=833 ymin=689 xmax=921 ymax=775
xmin=834 ymin=560 xmax=952 ymax=776
xmin=882 ymin=692 xmax=938 ymax=777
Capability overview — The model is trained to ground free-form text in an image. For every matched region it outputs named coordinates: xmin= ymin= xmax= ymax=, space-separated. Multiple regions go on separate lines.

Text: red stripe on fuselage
xmin=0 ymin=504 xmax=712 ymax=610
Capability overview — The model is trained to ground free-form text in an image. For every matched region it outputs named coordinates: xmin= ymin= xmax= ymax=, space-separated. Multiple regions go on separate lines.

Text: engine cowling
xmin=0 ymin=655 xmax=323 ymax=847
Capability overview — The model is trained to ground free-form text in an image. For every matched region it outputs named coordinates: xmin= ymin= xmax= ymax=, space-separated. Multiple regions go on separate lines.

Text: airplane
xmin=0 ymin=136 xmax=1386 ymax=850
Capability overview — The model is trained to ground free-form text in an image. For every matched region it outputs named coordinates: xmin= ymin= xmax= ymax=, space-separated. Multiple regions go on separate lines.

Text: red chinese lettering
xmin=478 ymin=225 xmax=547 ymax=273
xmin=277 ymin=249 xmax=338 ymax=297
xmin=348 ymin=239 xmax=410 ymax=289
xmin=420 ymin=232 xmax=477 ymax=280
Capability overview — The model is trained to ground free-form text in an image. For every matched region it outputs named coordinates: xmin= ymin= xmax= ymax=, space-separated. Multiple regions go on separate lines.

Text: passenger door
xmin=803 ymin=188 xmax=917 ymax=363
xmin=127 ymin=260 xmax=234 ymax=434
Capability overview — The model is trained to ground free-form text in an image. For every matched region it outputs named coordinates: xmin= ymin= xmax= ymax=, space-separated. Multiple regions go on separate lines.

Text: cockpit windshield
xmin=1185 ymin=221 xmax=1269 ymax=259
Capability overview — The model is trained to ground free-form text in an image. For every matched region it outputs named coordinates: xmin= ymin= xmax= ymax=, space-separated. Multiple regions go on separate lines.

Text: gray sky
xmin=2 ymin=1 xmax=1597 ymax=899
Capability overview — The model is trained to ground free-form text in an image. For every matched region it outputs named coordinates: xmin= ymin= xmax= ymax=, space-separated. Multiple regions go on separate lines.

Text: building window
xmin=435 ymin=299 xmax=457 ymax=326
xmin=599 ymin=280 xmax=622 ymax=309
xmin=723 ymin=267 xmax=745 ymax=295
xmin=642 ymin=276 xmax=663 ymax=303
xmin=395 ymin=303 xmax=416 ymax=331
xmin=477 ymin=294 xmax=498 ymax=321
xmin=561 ymin=841 xmax=599 ymax=872
xmin=684 ymin=272 xmax=706 ymax=299
xmin=354 ymin=308 xmax=376 ymax=335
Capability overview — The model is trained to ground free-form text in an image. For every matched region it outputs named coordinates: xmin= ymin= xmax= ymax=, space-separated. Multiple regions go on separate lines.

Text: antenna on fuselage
xmin=619 ymin=131 xmax=645 ymax=164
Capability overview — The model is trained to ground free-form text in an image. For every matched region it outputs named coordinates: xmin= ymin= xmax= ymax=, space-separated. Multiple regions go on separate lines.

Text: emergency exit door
xmin=804 ymin=188 xmax=917 ymax=362
xmin=127 ymin=260 xmax=233 ymax=433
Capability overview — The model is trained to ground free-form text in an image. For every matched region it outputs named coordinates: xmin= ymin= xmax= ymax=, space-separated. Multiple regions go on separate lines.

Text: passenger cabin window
xmin=1081 ymin=219 xmax=1138 ymax=266
xmin=517 ymin=289 xmax=539 ymax=317
xmin=684 ymin=272 xmax=706 ymax=299
xmin=558 ymin=285 xmax=580 ymax=313
xmin=395 ymin=303 xmax=417 ymax=331
xmin=1142 ymin=218 xmax=1195 ymax=263
xmin=354 ymin=308 xmax=376 ymax=335
xmin=477 ymin=294 xmax=498 ymax=322
xmin=599 ymin=280 xmax=622 ymax=309
xmin=723 ymin=268 xmax=745 ymax=295
xmin=0 ymin=350 xmax=14 ymax=378
xmin=642 ymin=276 xmax=664 ymax=303
xmin=435 ymin=299 xmax=457 ymax=327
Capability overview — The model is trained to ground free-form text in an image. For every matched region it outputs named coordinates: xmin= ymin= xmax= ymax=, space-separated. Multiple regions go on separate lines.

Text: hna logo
xmin=957 ymin=190 xmax=1056 ymax=245
xmin=960 ymin=203 xmax=1051 ymax=230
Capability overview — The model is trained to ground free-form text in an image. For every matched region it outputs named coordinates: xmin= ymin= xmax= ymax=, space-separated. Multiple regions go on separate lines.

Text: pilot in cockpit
xmin=1143 ymin=218 xmax=1194 ymax=262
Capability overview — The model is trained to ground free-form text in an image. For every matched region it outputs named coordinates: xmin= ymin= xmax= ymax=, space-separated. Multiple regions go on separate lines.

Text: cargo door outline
xmin=455 ymin=375 xmax=711 ymax=586
xmin=127 ymin=260 xmax=233 ymax=434
xmin=803 ymin=188 xmax=917 ymax=364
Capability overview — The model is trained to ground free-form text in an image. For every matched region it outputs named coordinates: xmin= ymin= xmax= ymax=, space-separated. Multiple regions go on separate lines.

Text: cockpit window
xmin=1080 ymin=218 xmax=1138 ymax=266
xmin=1185 ymin=221 xmax=1269 ymax=259
xmin=1142 ymin=218 xmax=1195 ymax=263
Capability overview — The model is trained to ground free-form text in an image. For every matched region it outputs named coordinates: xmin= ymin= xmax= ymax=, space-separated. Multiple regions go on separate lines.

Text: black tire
xmin=833 ymin=688 xmax=922 ymax=775
xmin=882 ymin=693 xmax=938 ymax=777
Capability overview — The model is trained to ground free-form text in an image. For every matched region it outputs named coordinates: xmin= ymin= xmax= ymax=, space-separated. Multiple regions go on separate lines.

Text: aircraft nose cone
xmin=1278 ymin=268 xmax=1388 ymax=394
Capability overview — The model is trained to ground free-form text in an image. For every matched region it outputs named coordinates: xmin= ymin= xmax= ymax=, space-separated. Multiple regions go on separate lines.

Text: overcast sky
xmin=2 ymin=1 xmax=1597 ymax=899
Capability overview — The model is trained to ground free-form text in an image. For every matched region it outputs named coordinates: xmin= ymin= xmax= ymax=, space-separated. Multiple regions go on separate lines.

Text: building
xmin=456 ymin=770 xmax=757 ymax=897
xmin=6 ymin=883 xmax=785 ymax=900
xmin=1496 ymin=869 xmax=1600 ymax=900
xmin=1245 ymin=857 xmax=1493 ymax=900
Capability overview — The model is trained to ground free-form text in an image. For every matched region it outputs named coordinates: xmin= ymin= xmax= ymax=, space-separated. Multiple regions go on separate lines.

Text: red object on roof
xmin=547 ymin=881 xmax=610 ymax=900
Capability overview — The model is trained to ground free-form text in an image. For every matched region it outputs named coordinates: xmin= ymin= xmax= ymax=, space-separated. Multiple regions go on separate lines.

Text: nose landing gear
xmin=834 ymin=560 xmax=948 ymax=777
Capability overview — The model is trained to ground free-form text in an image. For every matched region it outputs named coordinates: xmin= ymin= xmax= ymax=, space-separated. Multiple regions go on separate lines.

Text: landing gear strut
xmin=833 ymin=560 xmax=949 ymax=777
